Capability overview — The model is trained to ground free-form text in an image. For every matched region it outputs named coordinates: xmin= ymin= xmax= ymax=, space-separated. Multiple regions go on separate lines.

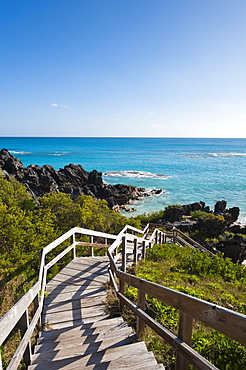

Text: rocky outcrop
xmin=0 ymin=149 xmax=162 ymax=210
xmin=162 ymin=200 xmax=239 ymax=227
xmin=216 ymin=234 xmax=246 ymax=264
xmin=158 ymin=200 xmax=245 ymax=263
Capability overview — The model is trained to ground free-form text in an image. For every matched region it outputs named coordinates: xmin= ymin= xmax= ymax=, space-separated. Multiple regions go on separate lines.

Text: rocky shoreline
xmin=155 ymin=200 xmax=246 ymax=264
xmin=0 ymin=149 xmax=162 ymax=211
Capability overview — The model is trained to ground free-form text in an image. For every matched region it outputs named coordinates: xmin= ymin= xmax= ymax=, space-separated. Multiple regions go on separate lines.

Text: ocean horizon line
xmin=1 ymin=136 xmax=246 ymax=139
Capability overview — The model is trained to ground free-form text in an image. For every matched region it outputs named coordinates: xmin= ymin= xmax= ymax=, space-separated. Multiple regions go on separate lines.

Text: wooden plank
xmin=45 ymin=243 xmax=76 ymax=270
xmin=176 ymin=312 xmax=193 ymax=370
xmin=43 ymin=296 xmax=106 ymax=314
xmin=60 ymin=261 xmax=108 ymax=274
xmin=44 ymin=289 xmax=106 ymax=305
xmin=76 ymin=242 xmax=109 ymax=249
xmin=37 ymin=317 xmax=126 ymax=342
xmin=28 ymin=346 xmax=158 ymax=370
xmin=117 ymin=292 xmax=218 ymax=370
xmin=33 ymin=331 xmax=135 ymax=356
xmin=35 ymin=327 xmax=132 ymax=352
xmin=31 ymin=341 xmax=149 ymax=367
xmin=50 ymin=267 xmax=108 ymax=280
xmin=117 ymin=270 xmax=246 ymax=346
xmin=19 ymin=309 xmax=32 ymax=366
xmin=0 ymin=281 xmax=40 ymax=345
xmin=47 ymin=271 xmax=108 ymax=285
xmin=43 ymin=305 xmax=107 ymax=325
xmin=49 ymin=314 xmax=112 ymax=330
xmin=7 ymin=305 xmax=42 ymax=370
xmin=45 ymin=283 xmax=106 ymax=298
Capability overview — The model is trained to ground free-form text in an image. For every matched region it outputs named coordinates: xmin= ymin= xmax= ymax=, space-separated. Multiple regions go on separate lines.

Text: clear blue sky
xmin=1 ymin=0 xmax=246 ymax=137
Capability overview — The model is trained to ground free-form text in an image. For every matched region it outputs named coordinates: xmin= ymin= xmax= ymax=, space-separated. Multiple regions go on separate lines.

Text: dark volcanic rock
xmin=216 ymin=234 xmax=246 ymax=264
xmin=214 ymin=200 xmax=227 ymax=214
xmin=163 ymin=201 xmax=208 ymax=222
xmin=0 ymin=149 xmax=162 ymax=209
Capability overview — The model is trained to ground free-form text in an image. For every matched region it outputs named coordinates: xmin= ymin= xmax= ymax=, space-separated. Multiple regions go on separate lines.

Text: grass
xmin=122 ymin=243 xmax=246 ymax=369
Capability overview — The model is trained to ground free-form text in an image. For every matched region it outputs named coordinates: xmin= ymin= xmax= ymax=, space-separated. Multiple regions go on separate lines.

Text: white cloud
xmin=148 ymin=112 xmax=155 ymax=115
xmin=51 ymin=103 xmax=68 ymax=108
xmin=121 ymin=112 xmax=125 ymax=115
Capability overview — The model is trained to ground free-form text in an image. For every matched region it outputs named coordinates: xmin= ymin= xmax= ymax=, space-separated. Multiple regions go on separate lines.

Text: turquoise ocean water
xmin=1 ymin=137 xmax=246 ymax=223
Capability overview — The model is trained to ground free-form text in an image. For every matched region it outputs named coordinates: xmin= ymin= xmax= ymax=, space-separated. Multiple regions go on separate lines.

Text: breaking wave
xmin=9 ymin=150 xmax=31 ymax=155
xmin=103 ymin=170 xmax=169 ymax=180
xmin=183 ymin=152 xmax=246 ymax=158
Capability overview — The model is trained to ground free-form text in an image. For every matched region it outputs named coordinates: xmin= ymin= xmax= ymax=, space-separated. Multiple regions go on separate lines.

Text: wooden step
xmin=33 ymin=333 xmax=136 ymax=360
xmin=44 ymin=285 xmax=106 ymax=301
xmin=43 ymin=295 xmax=106 ymax=316
xmin=28 ymin=341 xmax=160 ymax=370
xmin=35 ymin=327 xmax=133 ymax=353
xmin=38 ymin=317 xmax=126 ymax=342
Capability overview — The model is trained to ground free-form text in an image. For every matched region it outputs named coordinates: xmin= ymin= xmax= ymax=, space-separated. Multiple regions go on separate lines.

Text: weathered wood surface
xmin=116 ymin=269 xmax=246 ymax=347
xmin=29 ymin=256 xmax=164 ymax=369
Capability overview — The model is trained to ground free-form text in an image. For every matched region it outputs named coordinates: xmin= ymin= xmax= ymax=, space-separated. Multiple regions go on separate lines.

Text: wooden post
xmin=136 ymin=288 xmax=146 ymax=336
xmin=175 ymin=312 xmax=193 ymax=370
xmin=34 ymin=293 xmax=41 ymax=330
xmin=155 ymin=230 xmax=158 ymax=244
xmin=119 ymin=278 xmax=125 ymax=311
xmin=173 ymin=227 xmax=177 ymax=244
xmin=90 ymin=236 xmax=94 ymax=257
xmin=122 ymin=236 xmax=126 ymax=273
xmin=142 ymin=240 xmax=146 ymax=260
xmin=0 ymin=352 xmax=3 ymax=370
xmin=133 ymin=238 xmax=138 ymax=265
xmin=19 ymin=309 xmax=32 ymax=366
xmin=105 ymin=238 xmax=108 ymax=256
xmin=71 ymin=233 xmax=76 ymax=259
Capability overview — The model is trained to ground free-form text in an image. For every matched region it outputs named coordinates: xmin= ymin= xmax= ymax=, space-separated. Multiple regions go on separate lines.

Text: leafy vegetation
xmin=0 ymin=175 xmax=140 ymax=315
xmin=124 ymin=243 xmax=246 ymax=369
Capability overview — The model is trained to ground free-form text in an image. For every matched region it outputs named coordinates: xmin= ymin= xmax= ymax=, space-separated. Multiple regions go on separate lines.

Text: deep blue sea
xmin=1 ymin=137 xmax=246 ymax=223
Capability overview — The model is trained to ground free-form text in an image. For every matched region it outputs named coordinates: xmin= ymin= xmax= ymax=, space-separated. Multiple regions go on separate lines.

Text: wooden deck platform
xmin=29 ymin=256 xmax=164 ymax=369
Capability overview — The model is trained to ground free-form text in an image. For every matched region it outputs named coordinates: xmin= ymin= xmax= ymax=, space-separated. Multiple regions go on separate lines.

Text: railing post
xmin=105 ymin=238 xmax=108 ymax=256
xmin=19 ymin=309 xmax=32 ymax=366
xmin=155 ymin=230 xmax=158 ymax=244
xmin=173 ymin=227 xmax=177 ymax=243
xmin=119 ymin=236 xmax=127 ymax=311
xmin=142 ymin=240 xmax=146 ymax=260
xmin=136 ymin=288 xmax=146 ymax=336
xmin=34 ymin=293 xmax=41 ymax=330
xmin=0 ymin=352 xmax=3 ymax=370
xmin=71 ymin=233 xmax=76 ymax=259
xmin=175 ymin=312 xmax=193 ymax=370
xmin=90 ymin=236 xmax=94 ymax=257
xmin=122 ymin=236 xmax=126 ymax=273
xmin=133 ymin=238 xmax=138 ymax=265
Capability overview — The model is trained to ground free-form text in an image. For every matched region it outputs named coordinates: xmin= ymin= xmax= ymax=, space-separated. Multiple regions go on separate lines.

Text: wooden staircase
xmin=28 ymin=256 xmax=164 ymax=369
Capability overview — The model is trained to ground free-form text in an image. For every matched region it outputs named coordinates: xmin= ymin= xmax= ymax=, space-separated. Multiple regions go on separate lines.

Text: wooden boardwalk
xmin=28 ymin=256 xmax=164 ymax=369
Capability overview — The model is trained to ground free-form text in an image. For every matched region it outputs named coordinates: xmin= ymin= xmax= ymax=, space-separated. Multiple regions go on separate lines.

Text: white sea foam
xmin=103 ymin=170 xmax=169 ymax=180
xmin=183 ymin=152 xmax=246 ymax=158
xmin=210 ymin=152 xmax=246 ymax=157
xmin=10 ymin=150 xmax=31 ymax=155
xmin=53 ymin=151 xmax=69 ymax=156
